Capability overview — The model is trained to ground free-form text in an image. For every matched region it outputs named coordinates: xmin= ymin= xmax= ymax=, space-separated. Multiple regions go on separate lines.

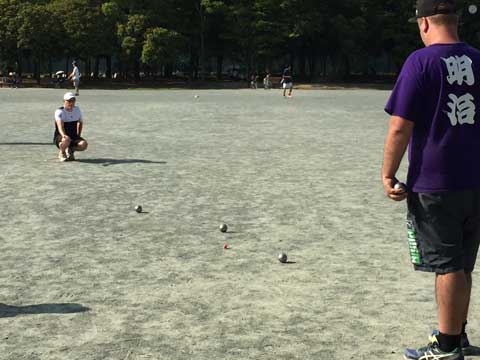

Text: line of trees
xmin=0 ymin=0 xmax=479 ymax=82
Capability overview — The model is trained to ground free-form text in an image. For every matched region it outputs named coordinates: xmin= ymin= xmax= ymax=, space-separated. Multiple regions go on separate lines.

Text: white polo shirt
xmin=72 ymin=66 xmax=80 ymax=81
xmin=54 ymin=106 xmax=83 ymax=123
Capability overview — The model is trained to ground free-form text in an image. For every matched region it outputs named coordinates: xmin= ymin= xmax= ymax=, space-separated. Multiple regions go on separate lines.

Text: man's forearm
xmin=382 ymin=116 xmax=414 ymax=180
xmin=56 ymin=121 xmax=67 ymax=137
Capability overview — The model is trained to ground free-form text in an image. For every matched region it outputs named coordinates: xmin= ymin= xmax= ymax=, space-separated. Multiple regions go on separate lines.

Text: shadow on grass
xmin=76 ymin=158 xmax=167 ymax=167
xmin=0 ymin=303 xmax=90 ymax=318
xmin=465 ymin=346 xmax=480 ymax=356
xmin=0 ymin=142 xmax=52 ymax=146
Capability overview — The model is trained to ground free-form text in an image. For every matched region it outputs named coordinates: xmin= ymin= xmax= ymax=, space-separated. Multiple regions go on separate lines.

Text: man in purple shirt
xmin=382 ymin=0 xmax=480 ymax=359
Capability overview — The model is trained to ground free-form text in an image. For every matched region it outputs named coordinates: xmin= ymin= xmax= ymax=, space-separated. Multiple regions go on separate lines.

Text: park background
xmin=1 ymin=0 xmax=479 ymax=86
xmin=3 ymin=1 xmax=480 ymax=359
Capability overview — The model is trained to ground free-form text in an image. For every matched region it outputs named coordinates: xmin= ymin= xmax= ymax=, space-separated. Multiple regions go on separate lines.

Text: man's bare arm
xmin=56 ymin=119 xmax=67 ymax=138
xmin=382 ymin=115 xmax=414 ymax=201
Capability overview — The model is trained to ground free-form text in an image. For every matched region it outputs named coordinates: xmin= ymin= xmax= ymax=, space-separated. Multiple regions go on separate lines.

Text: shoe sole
xmin=403 ymin=356 xmax=464 ymax=360
xmin=403 ymin=348 xmax=464 ymax=360
xmin=462 ymin=346 xmax=472 ymax=356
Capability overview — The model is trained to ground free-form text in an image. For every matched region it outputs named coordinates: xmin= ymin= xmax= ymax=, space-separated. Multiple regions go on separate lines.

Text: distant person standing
xmin=68 ymin=61 xmax=80 ymax=96
xmin=54 ymin=92 xmax=88 ymax=162
xmin=382 ymin=0 xmax=480 ymax=359
xmin=263 ymin=73 xmax=272 ymax=89
xmin=281 ymin=65 xmax=293 ymax=97
xmin=250 ymin=74 xmax=258 ymax=89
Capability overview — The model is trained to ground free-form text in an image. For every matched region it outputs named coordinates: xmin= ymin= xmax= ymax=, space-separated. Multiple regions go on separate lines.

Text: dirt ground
xmin=0 ymin=88 xmax=479 ymax=360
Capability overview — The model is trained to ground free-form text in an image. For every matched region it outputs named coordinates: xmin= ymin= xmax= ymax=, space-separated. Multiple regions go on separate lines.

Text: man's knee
xmin=61 ymin=136 xmax=71 ymax=146
xmin=75 ymin=140 xmax=88 ymax=151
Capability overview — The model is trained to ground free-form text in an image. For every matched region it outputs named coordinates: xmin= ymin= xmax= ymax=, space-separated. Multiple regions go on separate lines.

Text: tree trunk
xmin=199 ymin=25 xmax=205 ymax=80
xmin=134 ymin=58 xmax=140 ymax=81
xmin=216 ymin=55 xmax=223 ymax=80
xmin=34 ymin=59 xmax=40 ymax=85
xmin=48 ymin=58 xmax=53 ymax=78
xmin=86 ymin=58 xmax=92 ymax=78
xmin=246 ymin=46 xmax=252 ymax=82
xmin=106 ymin=55 xmax=112 ymax=79
xmin=15 ymin=55 xmax=23 ymax=77
xmin=189 ymin=44 xmax=198 ymax=80
xmin=299 ymin=46 xmax=306 ymax=80
xmin=95 ymin=56 xmax=100 ymax=78
xmin=308 ymin=53 xmax=316 ymax=81
xmin=196 ymin=2 xmax=206 ymax=81
xmin=343 ymin=54 xmax=350 ymax=79
xmin=164 ymin=63 xmax=173 ymax=77
xmin=322 ymin=56 xmax=327 ymax=79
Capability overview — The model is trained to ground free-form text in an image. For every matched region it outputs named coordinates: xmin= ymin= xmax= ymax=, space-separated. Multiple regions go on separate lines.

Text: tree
xmin=49 ymin=0 xmax=113 ymax=76
xmin=224 ymin=0 xmax=258 ymax=78
xmin=0 ymin=0 xmax=22 ymax=74
xmin=1 ymin=0 xmax=468 ymax=82
xmin=17 ymin=2 xmax=60 ymax=82
xmin=142 ymin=27 xmax=185 ymax=74
xmin=117 ymin=13 xmax=149 ymax=79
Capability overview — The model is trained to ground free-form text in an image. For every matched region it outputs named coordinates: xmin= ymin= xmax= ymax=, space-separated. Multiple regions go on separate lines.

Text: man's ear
xmin=419 ymin=17 xmax=429 ymax=33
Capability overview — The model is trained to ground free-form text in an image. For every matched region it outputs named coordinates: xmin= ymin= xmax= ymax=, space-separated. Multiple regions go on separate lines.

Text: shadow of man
xmin=0 ymin=303 xmax=90 ymax=318
xmin=0 ymin=142 xmax=52 ymax=146
xmin=76 ymin=158 xmax=167 ymax=167
xmin=465 ymin=346 xmax=480 ymax=357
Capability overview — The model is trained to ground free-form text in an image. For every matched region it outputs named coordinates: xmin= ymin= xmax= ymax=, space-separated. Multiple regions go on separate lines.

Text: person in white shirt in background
xmin=68 ymin=61 xmax=81 ymax=96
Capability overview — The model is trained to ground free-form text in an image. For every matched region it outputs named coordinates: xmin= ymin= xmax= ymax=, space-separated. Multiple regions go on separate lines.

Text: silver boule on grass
xmin=278 ymin=253 xmax=288 ymax=263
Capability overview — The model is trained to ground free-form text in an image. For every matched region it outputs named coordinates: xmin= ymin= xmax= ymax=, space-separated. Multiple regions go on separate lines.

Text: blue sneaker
xmin=404 ymin=333 xmax=464 ymax=360
xmin=430 ymin=330 xmax=470 ymax=351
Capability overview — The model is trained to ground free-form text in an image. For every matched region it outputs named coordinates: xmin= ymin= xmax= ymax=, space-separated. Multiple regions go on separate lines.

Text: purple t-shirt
xmin=385 ymin=42 xmax=480 ymax=193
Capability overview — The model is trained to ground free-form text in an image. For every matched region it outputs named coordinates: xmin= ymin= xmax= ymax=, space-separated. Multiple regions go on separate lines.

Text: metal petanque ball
xmin=220 ymin=223 xmax=228 ymax=233
xmin=135 ymin=205 xmax=143 ymax=213
xmin=469 ymin=4 xmax=477 ymax=14
xmin=394 ymin=182 xmax=407 ymax=191
xmin=278 ymin=253 xmax=288 ymax=263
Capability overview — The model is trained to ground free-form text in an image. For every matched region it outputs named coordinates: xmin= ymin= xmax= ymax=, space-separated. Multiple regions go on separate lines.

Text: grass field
xmin=1 ymin=88 xmax=479 ymax=360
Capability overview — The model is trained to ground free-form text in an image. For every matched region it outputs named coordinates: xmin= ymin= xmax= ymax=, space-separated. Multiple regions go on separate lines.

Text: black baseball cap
xmin=409 ymin=0 xmax=457 ymax=22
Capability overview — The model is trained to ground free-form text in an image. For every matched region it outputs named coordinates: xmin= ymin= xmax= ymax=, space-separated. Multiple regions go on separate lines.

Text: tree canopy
xmin=0 ymin=0 xmax=478 ymax=81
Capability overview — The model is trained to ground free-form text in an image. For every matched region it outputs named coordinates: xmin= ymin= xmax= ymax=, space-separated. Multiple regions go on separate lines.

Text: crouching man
xmin=54 ymin=92 xmax=88 ymax=161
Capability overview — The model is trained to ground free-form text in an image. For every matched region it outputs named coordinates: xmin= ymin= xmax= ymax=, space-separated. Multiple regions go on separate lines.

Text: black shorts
xmin=54 ymin=135 xmax=86 ymax=149
xmin=406 ymin=189 xmax=480 ymax=274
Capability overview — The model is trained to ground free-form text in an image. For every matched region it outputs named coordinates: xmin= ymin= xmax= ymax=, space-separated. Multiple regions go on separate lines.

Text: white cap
xmin=63 ymin=92 xmax=76 ymax=101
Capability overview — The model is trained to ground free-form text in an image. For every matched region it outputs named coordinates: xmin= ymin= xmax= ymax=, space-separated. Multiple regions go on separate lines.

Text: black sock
xmin=437 ymin=332 xmax=461 ymax=352
xmin=462 ymin=321 xmax=467 ymax=335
